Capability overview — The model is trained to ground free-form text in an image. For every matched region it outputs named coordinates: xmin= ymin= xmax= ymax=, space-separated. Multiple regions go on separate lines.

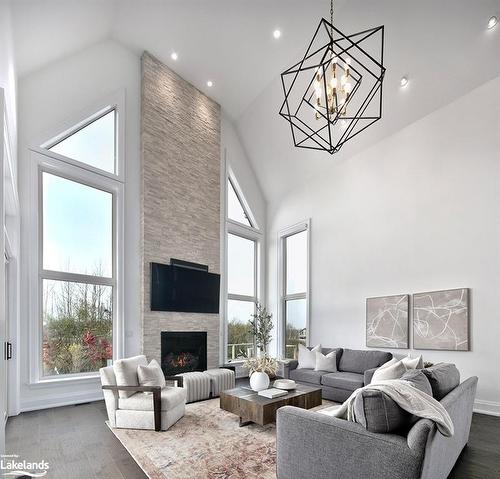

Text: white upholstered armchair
xmin=100 ymin=355 xmax=186 ymax=431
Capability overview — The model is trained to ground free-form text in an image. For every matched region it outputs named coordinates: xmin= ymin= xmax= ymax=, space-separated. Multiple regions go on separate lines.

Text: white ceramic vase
xmin=250 ymin=371 xmax=270 ymax=391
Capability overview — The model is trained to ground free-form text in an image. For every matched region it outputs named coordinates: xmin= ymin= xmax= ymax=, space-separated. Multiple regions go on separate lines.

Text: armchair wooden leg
xmin=153 ymin=389 xmax=162 ymax=431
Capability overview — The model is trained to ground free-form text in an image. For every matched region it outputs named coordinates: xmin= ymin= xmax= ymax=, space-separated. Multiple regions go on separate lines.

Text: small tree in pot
xmin=248 ymin=303 xmax=273 ymax=356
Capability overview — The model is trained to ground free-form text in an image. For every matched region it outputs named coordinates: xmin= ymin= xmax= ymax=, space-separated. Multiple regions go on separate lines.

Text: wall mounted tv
xmin=150 ymin=261 xmax=220 ymax=313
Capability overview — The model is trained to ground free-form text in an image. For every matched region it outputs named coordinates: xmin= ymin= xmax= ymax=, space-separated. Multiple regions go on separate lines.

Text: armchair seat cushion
xmin=118 ymin=387 xmax=186 ymax=412
xmin=289 ymin=368 xmax=326 ymax=385
xmin=321 ymin=371 xmax=364 ymax=391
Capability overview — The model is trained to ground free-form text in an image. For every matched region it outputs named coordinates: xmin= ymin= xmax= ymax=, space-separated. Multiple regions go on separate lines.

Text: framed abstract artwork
xmin=366 ymin=294 xmax=409 ymax=349
xmin=413 ymin=288 xmax=469 ymax=351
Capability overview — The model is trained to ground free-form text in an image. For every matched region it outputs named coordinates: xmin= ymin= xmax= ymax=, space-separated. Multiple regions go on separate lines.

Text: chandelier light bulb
xmin=207 ymin=80 xmax=213 ymax=87
xmin=400 ymin=76 xmax=409 ymax=88
xmin=171 ymin=52 xmax=178 ymax=61
xmin=487 ymin=15 xmax=498 ymax=29
xmin=273 ymin=29 xmax=282 ymax=39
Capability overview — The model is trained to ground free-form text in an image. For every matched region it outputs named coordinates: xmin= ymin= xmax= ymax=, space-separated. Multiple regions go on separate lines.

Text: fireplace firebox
xmin=161 ymin=331 xmax=207 ymax=376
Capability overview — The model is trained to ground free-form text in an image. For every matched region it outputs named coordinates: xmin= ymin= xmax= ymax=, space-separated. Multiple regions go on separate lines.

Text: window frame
xmin=278 ymin=220 xmax=310 ymax=359
xmin=223 ymin=163 xmax=262 ymax=364
xmin=28 ymin=102 xmax=125 ymax=385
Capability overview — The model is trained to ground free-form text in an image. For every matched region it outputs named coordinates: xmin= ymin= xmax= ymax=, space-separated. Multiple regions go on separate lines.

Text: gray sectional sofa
xmin=282 ymin=347 xmax=392 ymax=402
xmin=277 ymin=362 xmax=478 ymax=479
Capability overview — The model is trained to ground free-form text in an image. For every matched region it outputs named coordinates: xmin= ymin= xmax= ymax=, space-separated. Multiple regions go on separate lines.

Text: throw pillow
xmin=113 ymin=355 xmax=148 ymax=398
xmin=314 ymin=351 xmax=337 ymax=372
xmin=400 ymin=369 xmax=432 ymax=396
xmin=371 ymin=359 xmax=407 ymax=382
xmin=402 ymin=355 xmax=423 ymax=370
xmin=137 ymin=359 xmax=166 ymax=389
xmin=422 ymin=363 xmax=460 ymax=400
xmin=378 ymin=357 xmax=398 ymax=370
xmin=297 ymin=344 xmax=321 ymax=369
xmin=353 ymin=389 xmax=410 ymax=433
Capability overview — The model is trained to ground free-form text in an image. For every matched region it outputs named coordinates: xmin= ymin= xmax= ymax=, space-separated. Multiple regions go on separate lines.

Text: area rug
xmin=109 ymin=398 xmax=334 ymax=479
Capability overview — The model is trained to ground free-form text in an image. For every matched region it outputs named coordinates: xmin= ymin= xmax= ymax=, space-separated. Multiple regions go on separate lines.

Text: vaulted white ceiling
xmin=10 ymin=0 xmax=500 ymax=201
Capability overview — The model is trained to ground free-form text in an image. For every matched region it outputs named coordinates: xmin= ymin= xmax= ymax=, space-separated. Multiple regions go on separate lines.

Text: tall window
xmin=32 ymin=102 xmax=123 ymax=380
xmin=280 ymin=222 xmax=309 ymax=359
xmin=225 ymin=174 xmax=260 ymax=362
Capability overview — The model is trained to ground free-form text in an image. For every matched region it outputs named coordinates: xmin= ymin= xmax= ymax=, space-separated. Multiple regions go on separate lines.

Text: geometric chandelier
xmin=279 ymin=0 xmax=386 ymax=154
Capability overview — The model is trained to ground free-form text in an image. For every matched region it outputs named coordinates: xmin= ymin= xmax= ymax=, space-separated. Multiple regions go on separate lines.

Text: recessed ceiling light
xmin=487 ymin=15 xmax=498 ymax=29
xmin=207 ymin=80 xmax=213 ymax=87
xmin=171 ymin=52 xmax=178 ymax=61
xmin=273 ymin=29 xmax=282 ymax=39
xmin=400 ymin=76 xmax=409 ymax=88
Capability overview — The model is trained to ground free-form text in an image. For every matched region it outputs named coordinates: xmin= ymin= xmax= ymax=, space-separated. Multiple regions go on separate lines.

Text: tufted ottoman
xmin=204 ymin=368 xmax=236 ymax=397
xmin=175 ymin=371 xmax=211 ymax=404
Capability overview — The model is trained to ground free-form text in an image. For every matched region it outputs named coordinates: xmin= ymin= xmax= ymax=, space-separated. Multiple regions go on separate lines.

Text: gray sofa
xmin=277 ymin=372 xmax=478 ymax=479
xmin=282 ymin=347 xmax=392 ymax=402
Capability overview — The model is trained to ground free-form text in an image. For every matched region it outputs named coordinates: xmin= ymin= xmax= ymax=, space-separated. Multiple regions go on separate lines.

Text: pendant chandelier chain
xmin=330 ymin=0 xmax=334 ymax=38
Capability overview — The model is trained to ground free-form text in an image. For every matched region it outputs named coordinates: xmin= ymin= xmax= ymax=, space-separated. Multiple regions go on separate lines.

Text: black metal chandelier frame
xmin=279 ymin=15 xmax=386 ymax=154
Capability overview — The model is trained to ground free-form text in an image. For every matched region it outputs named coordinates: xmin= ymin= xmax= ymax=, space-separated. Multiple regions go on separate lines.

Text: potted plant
xmin=248 ymin=303 xmax=273 ymax=356
xmin=244 ymin=357 xmax=279 ymax=391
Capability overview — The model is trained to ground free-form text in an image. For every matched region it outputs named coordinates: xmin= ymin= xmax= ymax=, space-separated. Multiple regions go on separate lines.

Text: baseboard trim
xmin=474 ymin=399 xmax=500 ymax=417
xmin=20 ymin=391 xmax=104 ymax=413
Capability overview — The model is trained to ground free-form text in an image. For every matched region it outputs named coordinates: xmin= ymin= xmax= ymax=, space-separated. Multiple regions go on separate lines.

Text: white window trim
xmin=222 ymin=155 xmax=263 ymax=364
xmin=30 ymin=89 xmax=125 ymax=183
xmin=277 ymin=219 xmax=311 ymax=359
xmin=28 ymin=148 xmax=124 ymax=386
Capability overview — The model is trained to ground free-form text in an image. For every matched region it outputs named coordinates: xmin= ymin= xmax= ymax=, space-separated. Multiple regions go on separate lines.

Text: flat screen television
xmin=150 ymin=262 xmax=220 ymax=313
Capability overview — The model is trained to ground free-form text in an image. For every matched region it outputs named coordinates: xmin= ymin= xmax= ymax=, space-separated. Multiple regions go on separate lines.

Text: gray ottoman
xmin=204 ymin=368 xmax=235 ymax=397
xmin=176 ymin=371 xmax=211 ymax=403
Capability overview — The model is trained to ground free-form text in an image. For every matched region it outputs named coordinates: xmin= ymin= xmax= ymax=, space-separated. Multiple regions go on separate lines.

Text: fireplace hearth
xmin=161 ymin=331 xmax=207 ymax=376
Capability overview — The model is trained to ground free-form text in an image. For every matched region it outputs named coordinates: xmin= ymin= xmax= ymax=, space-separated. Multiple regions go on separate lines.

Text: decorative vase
xmin=250 ymin=371 xmax=270 ymax=391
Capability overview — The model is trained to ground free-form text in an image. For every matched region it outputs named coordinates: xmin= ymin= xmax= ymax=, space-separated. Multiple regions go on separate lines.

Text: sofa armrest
xmin=364 ymin=367 xmax=378 ymax=385
xmin=102 ymin=385 xmax=162 ymax=431
xmin=276 ymin=406 xmax=422 ymax=479
xmin=277 ymin=360 xmax=297 ymax=379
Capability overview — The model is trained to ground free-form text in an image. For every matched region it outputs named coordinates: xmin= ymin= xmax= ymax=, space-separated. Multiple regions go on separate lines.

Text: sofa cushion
xmin=297 ymin=344 xmax=321 ymax=369
xmin=321 ymin=372 xmax=364 ymax=391
xmin=113 ymin=355 xmax=148 ymax=398
xmin=118 ymin=387 xmax=186 ymax=411
xmin=353 ymin=369 xmax=434 ymax=433
xmin=339 ymin=349 xmax=392 ymax=374
xmin=289 ymin=368 xmax=326 ymax=385
xmin=422 ymin=363 xmax=460 ymax=400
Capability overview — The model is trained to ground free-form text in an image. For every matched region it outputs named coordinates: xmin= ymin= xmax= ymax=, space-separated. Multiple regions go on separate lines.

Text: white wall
xmin=267 ymin=75 xmax=500 ymax=416
xmin=18 ymin=40 xmax=141 ymax=411
xmin=0 ymin=0 xmax=20 ymax=454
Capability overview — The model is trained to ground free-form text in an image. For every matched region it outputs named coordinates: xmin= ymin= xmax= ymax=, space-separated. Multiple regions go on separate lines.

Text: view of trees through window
xmin=42 ymin=279 xmax=112 ymax=375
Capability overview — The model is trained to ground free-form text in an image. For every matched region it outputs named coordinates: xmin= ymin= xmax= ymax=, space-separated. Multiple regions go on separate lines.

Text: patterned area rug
xmin=109 ymin=397 xmax=334 ymax=479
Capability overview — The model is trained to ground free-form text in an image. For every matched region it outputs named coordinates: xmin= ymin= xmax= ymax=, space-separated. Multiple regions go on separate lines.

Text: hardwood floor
xmin=6 ymin=401 xmax=147 ymax=479
xmin=6 ymin=401 xmax=500 ymax=478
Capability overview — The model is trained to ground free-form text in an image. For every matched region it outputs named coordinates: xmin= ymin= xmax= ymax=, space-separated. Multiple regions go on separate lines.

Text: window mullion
xmin=41 ymin=269 xmax=114 ymax=286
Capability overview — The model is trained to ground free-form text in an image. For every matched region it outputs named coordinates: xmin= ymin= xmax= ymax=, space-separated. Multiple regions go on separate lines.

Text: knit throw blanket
xmin=329 ymin=379 xmax=454 ymax=437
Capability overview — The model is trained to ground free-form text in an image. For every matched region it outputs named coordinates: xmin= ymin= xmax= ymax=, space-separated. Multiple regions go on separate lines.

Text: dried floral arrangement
xmin=244 ymin=356 xmax=278 ymax=376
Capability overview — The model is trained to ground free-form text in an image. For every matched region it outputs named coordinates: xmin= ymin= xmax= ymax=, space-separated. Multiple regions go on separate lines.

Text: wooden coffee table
xmin=220 ymin=384 xmax=322 ymax=427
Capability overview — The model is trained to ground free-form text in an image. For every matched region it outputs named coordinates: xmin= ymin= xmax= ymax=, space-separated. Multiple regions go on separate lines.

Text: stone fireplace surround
xmin=140 ymin=51 xmax=221 ymax=369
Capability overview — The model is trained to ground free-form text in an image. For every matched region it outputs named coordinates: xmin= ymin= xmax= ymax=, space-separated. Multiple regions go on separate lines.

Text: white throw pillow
xmin=402 ymin=355 xmax=423 ymax=370
xmin=371 ymin=359 xmax=407 ymax=382
xmin=297 ymin=344 xmax=321 ymax=369
xmin=113 ymin=355 xmax=148 ymax=398
xmin=137 ymin=359 xmax=166 ymax=389
xmin=379 ymin=357 xmax=398 ymax=370
xmin=314 ymin=351 xmax=337 ymax=372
